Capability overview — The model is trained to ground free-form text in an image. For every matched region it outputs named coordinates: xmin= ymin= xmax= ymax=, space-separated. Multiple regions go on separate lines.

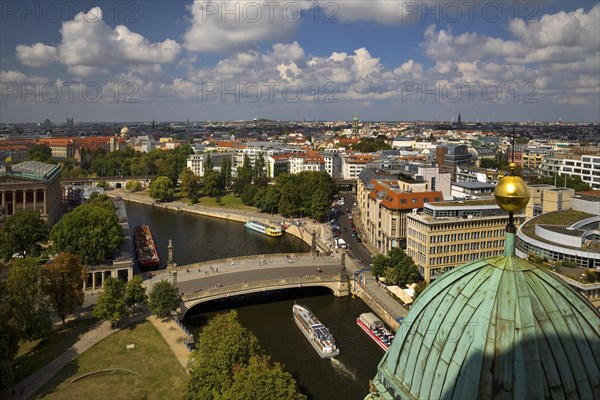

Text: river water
xmin=124 ymin=202 xmax=382 ymax=399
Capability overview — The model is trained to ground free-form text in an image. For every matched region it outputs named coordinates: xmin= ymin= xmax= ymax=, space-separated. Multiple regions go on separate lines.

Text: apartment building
xmin=341 ymin=153 xmax=380 ymax=180
xmin=406 ymin=199 xmax=524 ymax=282
xmin=363 ymin=178 xmax=443 ymax=254
xmin=521 ymin=147 xmax=553 ymax=169
xmin=539 ymin=154 xmax=600 ymax=190
xmin=186 ymin=152 xmax=235 ymax=177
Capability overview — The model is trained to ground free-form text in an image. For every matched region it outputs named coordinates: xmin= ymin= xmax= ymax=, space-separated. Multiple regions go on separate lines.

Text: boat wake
xmin=330 ymin=358 xmax=358 ymax=382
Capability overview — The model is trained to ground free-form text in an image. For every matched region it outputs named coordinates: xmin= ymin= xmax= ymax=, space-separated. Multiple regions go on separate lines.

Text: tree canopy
xmin=5 ymin=257 xmax=52 ymax=340
xmin=0 ymin=281 xmax=20 ymax=390
xmin=43 ymin=252 xmax=86 ymax=324
xmin=0 ymin=210 xmax=49 ymax=261
xmin=351 ymin=137 xmax=391 ymax=152
xmin=29 ymin=144 xmax=53 ymax=163
xmin=50 ymin=203 xmax=123 ymax=264
xmin=185 ymin=310 xmax=304 ymax=400
xmin=148 ymin=280 xmax=179 ymax=318
xmin=372 ymin=248 xmax=421 ymax=288
xmin=240 ymin=171 xmax=337 ymax=220
xmin=149 ymin=176 xmax=175 ymax=202
xmin=535 ymin=174 xmax=592 ymax=191
xmin=124 ymin=275 xmax=147 ymax=309
xmin=93 ymin=276 xmax=126 ymax=326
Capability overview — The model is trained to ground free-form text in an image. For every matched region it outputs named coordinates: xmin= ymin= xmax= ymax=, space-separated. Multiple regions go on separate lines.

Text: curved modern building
xmin=516 ymin=210 xmax=600 ymax=270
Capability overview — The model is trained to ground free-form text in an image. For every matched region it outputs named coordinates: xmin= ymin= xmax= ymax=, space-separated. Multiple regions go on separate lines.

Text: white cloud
xmin=16 ymin=43 xmax=59 ymax=67
xmin=183 ymin=0 xmax=314 ymax=52
xmin=16 ymin=7 xmax=181 ymax=76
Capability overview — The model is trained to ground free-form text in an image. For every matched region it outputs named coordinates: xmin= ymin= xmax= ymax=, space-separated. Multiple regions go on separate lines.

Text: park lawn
xmin=197 ymin=194 xmax=254 ymax=210
xmin=14 ymin=318 xmax=98 ymax=383
xmin=33 ymin=321 xmax=188 ymax=400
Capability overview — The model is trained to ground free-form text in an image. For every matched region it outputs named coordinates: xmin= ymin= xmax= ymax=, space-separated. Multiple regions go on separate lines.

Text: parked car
xmin=356 ymin=237 xmax=362 ymax=243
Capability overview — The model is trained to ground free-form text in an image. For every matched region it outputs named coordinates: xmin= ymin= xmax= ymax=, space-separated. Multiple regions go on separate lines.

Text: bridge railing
xmin=172 ymin=317 xmax=195 ymax=352
xmin=182 ymin=274 xmax=340 ymax=301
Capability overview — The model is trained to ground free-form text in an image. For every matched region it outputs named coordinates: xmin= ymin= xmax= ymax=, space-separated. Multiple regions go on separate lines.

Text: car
xmin=351 ymin=232 xmax=356 ymax=237
xmin=356 ymin=237 xmax=362 ymax=243
xmin=348 ymin=215 xmax=353 ymax=220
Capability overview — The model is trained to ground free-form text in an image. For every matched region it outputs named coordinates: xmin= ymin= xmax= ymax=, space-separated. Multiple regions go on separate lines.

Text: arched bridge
xmin=180 ymin=274 xmax=348 ymax=318
xmin=144 ymin=253 xmax=350 ymax=319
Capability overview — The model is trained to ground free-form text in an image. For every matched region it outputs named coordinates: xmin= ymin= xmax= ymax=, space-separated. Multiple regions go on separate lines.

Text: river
xmin=124 ymin=201 xmax=381 ymax=399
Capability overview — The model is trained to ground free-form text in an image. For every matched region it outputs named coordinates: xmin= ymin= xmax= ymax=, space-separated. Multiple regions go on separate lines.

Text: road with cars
xmin=329 ymin=192 xmax=374 ymax=269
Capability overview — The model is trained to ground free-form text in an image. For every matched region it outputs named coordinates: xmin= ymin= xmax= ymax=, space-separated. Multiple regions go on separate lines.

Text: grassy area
xmin=33 ymin=321 xmax=188 ymax=400
xmin=197 ymin=194 xmax=254 ymax=210
xmin=14 ymin=318 xmax=98 ymax=383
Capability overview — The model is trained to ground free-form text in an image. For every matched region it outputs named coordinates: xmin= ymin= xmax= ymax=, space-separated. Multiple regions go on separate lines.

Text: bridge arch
xmin=179 ymin=275 xmax=348 ymax=319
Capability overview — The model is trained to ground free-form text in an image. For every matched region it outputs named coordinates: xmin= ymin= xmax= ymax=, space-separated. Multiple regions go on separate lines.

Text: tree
xmin=148 ymin=280 xmax=179 ymax=318
xmin=220 ymin=157 xmax=232 ymax=189
xmin=43 ymin=253 xmax=86 ymax=324
xmin=203 ymin=170 xmax=223 ymax=197
xmin=5 ymin=257 xmax=52 ymax=340
xmin=0 ymin=282 xmax=20 ymax=391
xmin=93 ymin=277 xmax=126 ymax=326
xmin=372 ymin=248 xmax=420 ymax=287
xmin=216 ymin=355 xmax=306 ymax=400
xmin=0 ymin=210 xmax=49 ymax=261
xmin=535 ymin=174 xmax=592 ymax=191
xmin=126 ymin=180 xmax=142 ymax=192
xmin=241 ymin=185 xmax=260 ymax=206
xmin=29 ymin=144 xmax=53 ymax=162
xmin=232 ymin=155 xmax=253 ymax=195
xmin=180 ymin=168 xmax=202 ymax=203
xmin=309 ymin=189 xmax=331 ymax=221
xmin=204 ymin=153 xmax=213 ymax=172
xmin=124 ymin=275 xmax=147 ymax=309
xmin=149 ymin=176 xmax=174 ymax=202
xmin=86 ymin=192 xmax=114 ymax=211
xmin=413 ymin=280 xmax=429 ymax=300
xmin=185 ymin=311 xmax=261 ymax=400
xmin=50 ymin=203 xmax=123 ymax=264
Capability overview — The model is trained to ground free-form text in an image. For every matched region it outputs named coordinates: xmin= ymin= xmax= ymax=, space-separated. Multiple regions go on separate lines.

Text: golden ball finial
xmin=494 ymin=175 xmax=530 ymax=213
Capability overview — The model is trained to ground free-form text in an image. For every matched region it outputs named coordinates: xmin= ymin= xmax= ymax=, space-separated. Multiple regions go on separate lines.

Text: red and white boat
xmin=356 ymin=312 xmax=394 ymax=351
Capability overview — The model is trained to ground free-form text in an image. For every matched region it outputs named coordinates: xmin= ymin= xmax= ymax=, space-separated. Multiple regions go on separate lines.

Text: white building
xmin=539 ymin=154 xmax=600 ymax=190
xmin=186 ymin=152 xmax=235 ymax=177
xmin=340 ymin=153 xmax=380 ymax=180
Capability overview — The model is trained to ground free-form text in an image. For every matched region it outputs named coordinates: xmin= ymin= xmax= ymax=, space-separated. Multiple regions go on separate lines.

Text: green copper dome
xmin=367 ymin=233 xmax=600 ymax=399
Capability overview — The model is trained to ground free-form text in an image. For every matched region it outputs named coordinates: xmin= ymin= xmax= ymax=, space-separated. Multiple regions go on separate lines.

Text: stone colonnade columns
xmin=23 ymin=189 xmax=27 ymax=210
xmin=13 ymin=190 xmax=16 ymax=214
xmin=43 ymin=189 xmax=47 ymax=215
xmin=33 ymin=189 xmax=37 ymax=210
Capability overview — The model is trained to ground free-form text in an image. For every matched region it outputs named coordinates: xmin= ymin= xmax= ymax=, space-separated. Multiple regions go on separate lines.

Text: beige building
xmin=0 ymin=161 xmax=62 ymax=225
xmin=359 ymin=174 xmax=443 ymax=254
xmin=526 ymin=184 xmax=575 ymax=219
xmin=406 ymin=199 xmax=525 ymax=282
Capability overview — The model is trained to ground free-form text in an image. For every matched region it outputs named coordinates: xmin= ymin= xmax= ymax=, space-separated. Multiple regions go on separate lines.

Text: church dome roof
xmin=120 ymin=126 xmax=130 ymax=137
xmin=372 ymin=238 xmax=600 ymax=399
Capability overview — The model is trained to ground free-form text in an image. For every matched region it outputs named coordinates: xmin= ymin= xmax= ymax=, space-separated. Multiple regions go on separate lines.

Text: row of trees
xmin=94 ymin=277 xmax=180 ymax=326
xmin=57 ymin=144 xmax=194 ymax=183
xmin=240 ymin=171 xmax=337 ymax=221
xmin=0 ymin=194 xmax=123 ymax=264
xmin=185 ymin=311 xmax=305 ymax=400
xmin=350 ymin=136 xmax=391 ymax=152
xmin=1 ymin=253 xmax=87 ymax=389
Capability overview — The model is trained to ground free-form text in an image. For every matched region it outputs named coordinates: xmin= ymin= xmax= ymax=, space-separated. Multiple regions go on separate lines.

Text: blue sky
xmin=1 ymin=1 xmax=599 ymax=123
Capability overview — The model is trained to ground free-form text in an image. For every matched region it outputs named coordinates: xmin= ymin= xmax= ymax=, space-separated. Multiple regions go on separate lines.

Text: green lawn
xmin=14 ymin=318 xmax=98 ymax=383
xmin=197 ymin=194 xmax=253 ymax=209
xmin=33 ymin=320 xmax=188 ymax=400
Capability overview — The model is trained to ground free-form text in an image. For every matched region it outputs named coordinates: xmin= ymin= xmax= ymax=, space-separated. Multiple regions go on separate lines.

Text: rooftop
xmin=2 ymin=161 xmax=61 ymax=181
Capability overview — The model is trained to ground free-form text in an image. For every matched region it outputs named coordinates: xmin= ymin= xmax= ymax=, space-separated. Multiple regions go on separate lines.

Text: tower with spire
xmin=457 ymin=112 xmax=462 ymax=125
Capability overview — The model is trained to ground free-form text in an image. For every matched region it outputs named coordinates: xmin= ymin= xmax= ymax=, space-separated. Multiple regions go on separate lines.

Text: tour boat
xmin=245 ymin=220 xmax=283 ymax=237
xmin=356 ymin=312 xmax=394 ymax=351
xmin=133 ymin=225 xmax=160 ymax=268
xmin=293 ymin=304 xmax=339 ymax=358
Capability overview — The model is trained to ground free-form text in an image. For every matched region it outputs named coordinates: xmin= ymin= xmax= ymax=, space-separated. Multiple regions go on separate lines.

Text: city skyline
xmin=1 ymin=1 xmax=599 ymax=123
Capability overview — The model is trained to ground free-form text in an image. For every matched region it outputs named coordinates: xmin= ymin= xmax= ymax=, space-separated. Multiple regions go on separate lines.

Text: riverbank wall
xmin=107 ymin=191 xmax=328 ymax=253
xmin=352 ymin=284 xmax=401 ymax=332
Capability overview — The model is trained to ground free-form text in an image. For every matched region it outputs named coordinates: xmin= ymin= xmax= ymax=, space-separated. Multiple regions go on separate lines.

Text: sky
xmin=1 ymin=1 xmax=599 ymax=123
